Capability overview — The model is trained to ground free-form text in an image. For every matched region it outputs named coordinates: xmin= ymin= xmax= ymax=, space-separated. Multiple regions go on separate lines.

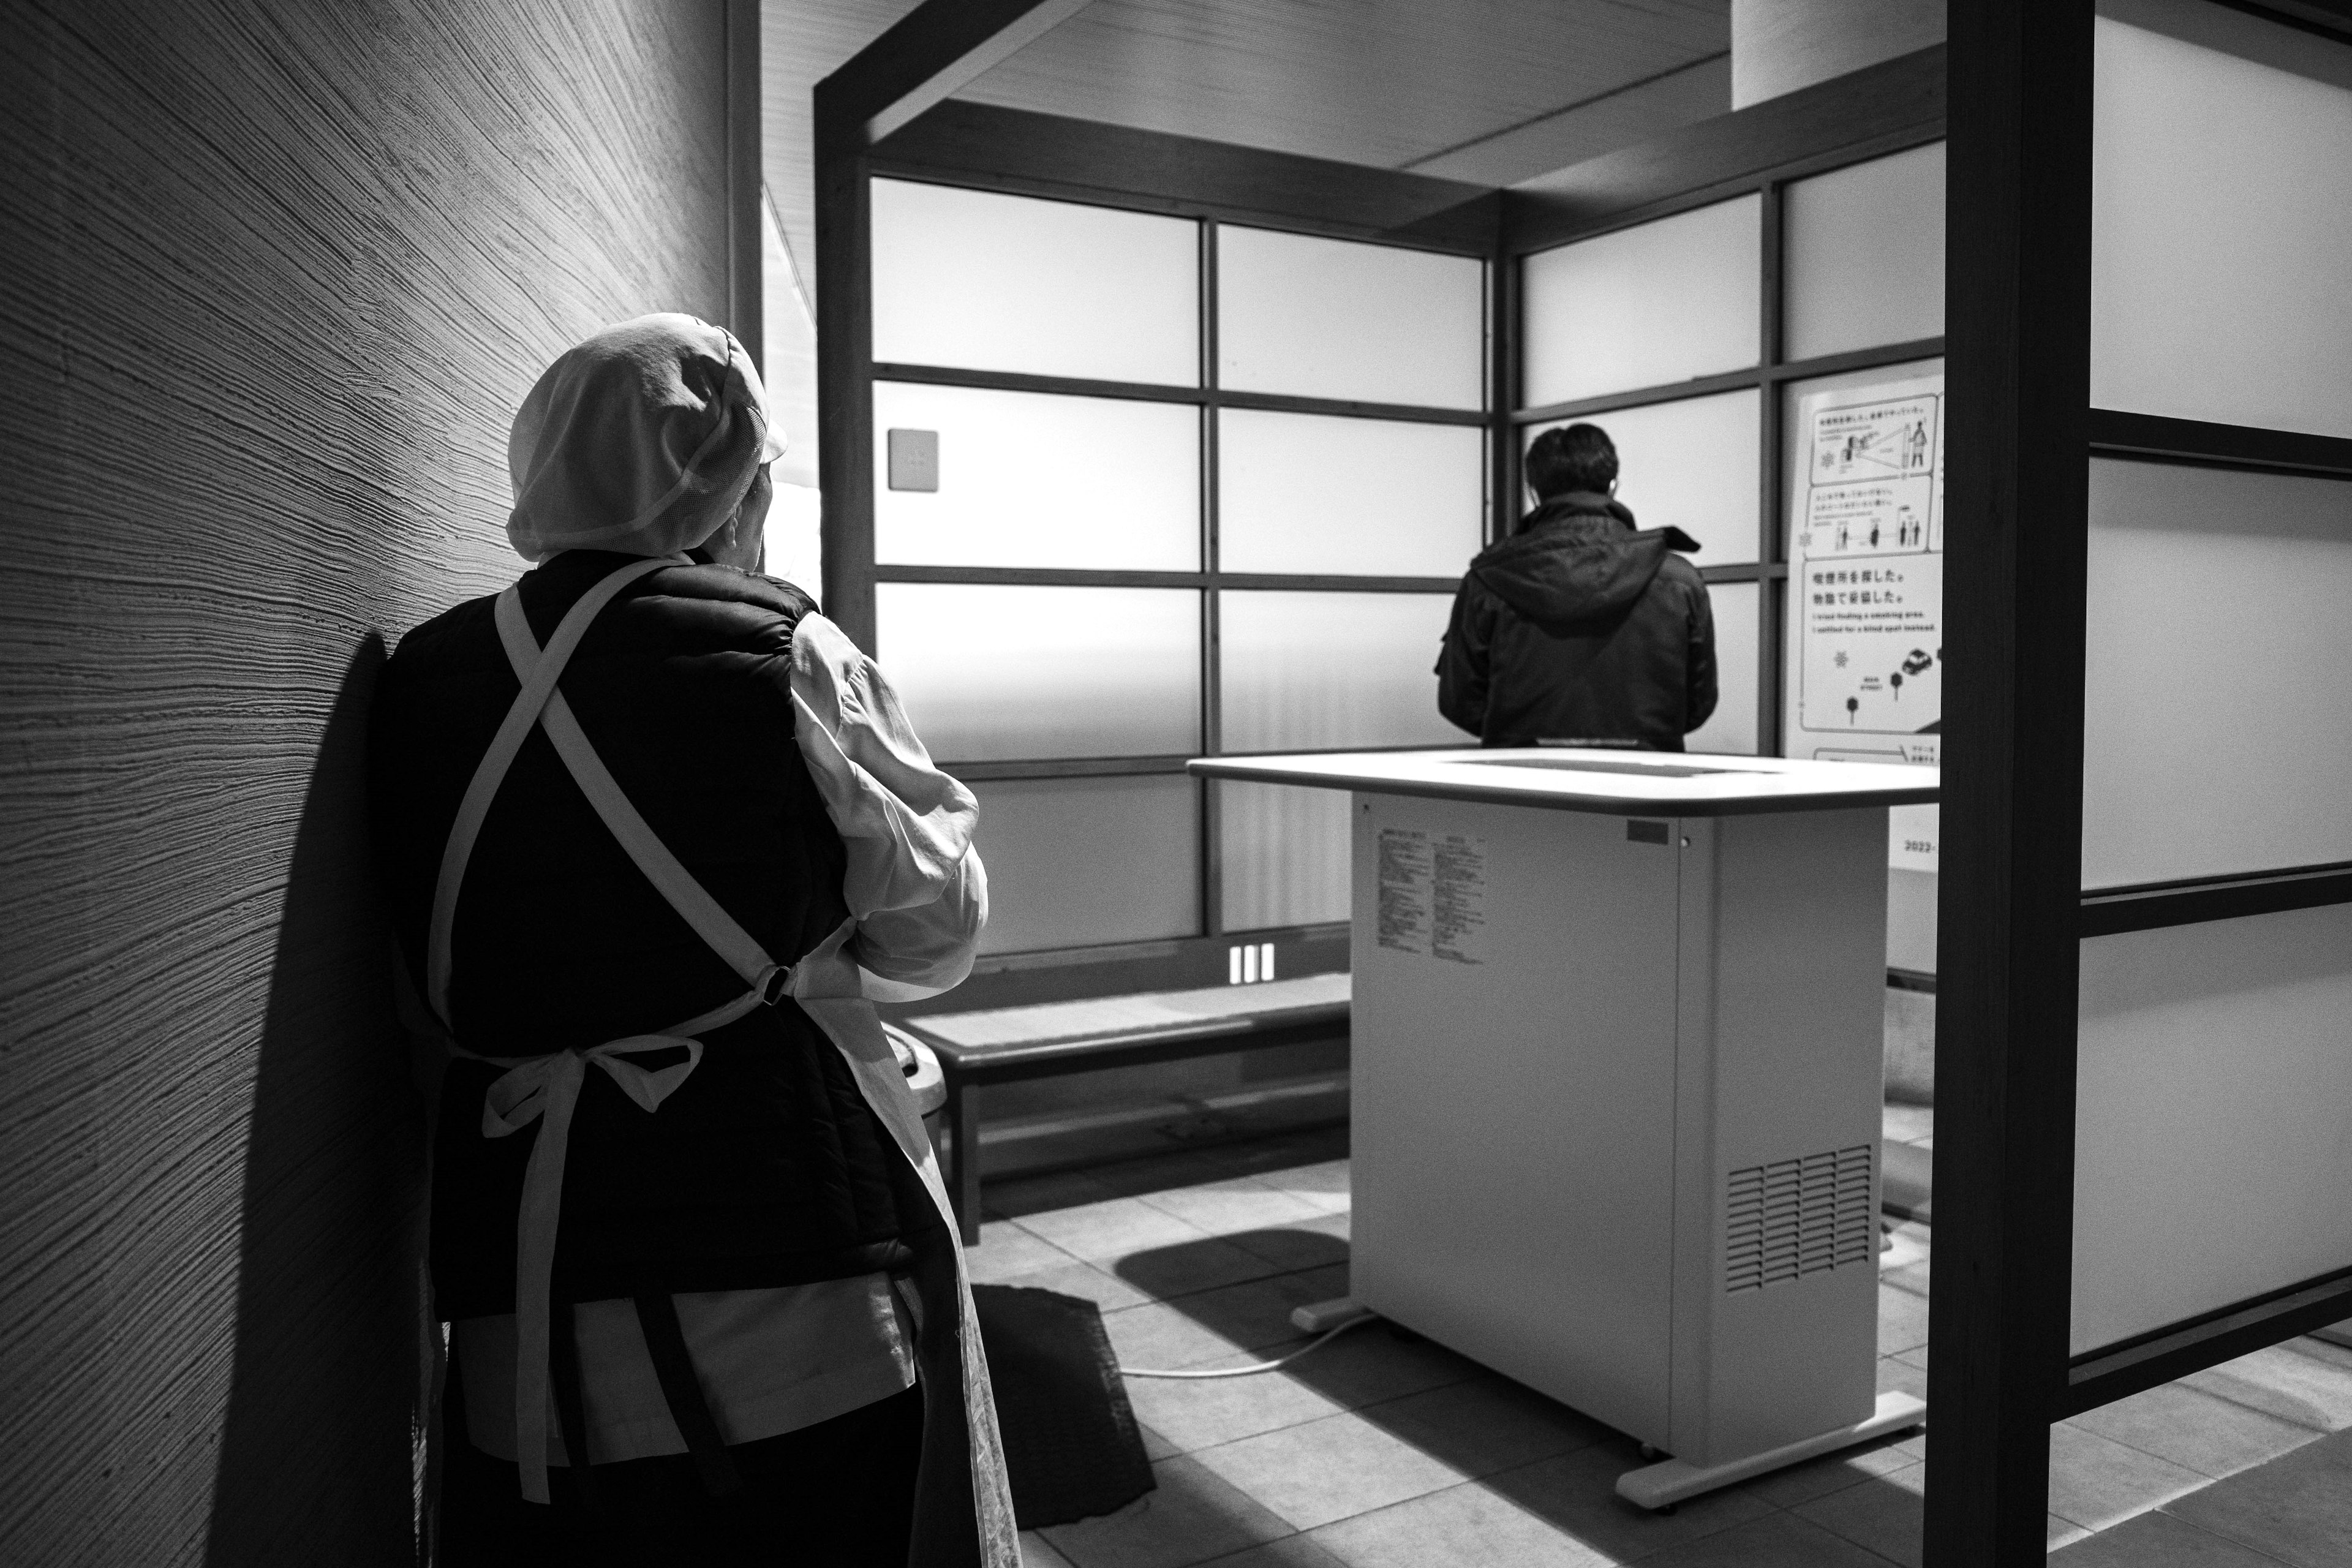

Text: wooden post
xmin=1924 ymin=3 xmax=2094 ymax=1562
xmin=726 ymin=0 xmax=763 ymax=371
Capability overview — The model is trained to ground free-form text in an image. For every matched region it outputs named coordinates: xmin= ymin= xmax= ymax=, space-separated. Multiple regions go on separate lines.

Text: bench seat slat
xmin=916 ymin=1005 xmax=1349 ymax=1073
xmin=903 ymin=971 xmax=1352 ymax=1246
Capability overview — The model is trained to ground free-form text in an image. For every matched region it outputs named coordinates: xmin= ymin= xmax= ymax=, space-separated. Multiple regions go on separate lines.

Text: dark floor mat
xmin=971 ymin=1284 xmax=1156 ymax=1528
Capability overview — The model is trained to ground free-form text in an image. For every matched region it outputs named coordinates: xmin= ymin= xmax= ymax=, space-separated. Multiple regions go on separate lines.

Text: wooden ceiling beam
xmin=1506 ymin=43 xmax=1947 ymax=253
xmin=816 ymin=0 xmax=1095 ymax=147
xmin=873 ymin=100 xmax=1502 ymax=253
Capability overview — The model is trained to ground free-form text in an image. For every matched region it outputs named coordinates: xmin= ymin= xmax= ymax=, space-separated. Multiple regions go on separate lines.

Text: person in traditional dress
xmin=369 ymin=313 xmax=1017 ymax=1566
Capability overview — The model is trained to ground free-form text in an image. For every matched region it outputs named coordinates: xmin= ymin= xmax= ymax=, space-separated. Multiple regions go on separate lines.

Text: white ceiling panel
xmin=959 ymin=0 xmax=1728 ymax=172
xmin=767 ymin=0 xmax=1732 ymax=307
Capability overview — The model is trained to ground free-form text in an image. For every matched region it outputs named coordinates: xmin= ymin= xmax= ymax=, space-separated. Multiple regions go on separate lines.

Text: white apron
xmin=421 ymin=557 xmax=1016 ymax=1565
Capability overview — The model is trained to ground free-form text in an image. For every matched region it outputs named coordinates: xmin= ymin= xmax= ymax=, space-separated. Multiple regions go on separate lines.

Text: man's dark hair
xmin=1523 ymin=423 xmax=1618 ymax=501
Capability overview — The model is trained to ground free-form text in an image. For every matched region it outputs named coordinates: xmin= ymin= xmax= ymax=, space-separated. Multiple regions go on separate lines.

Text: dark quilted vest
xmin=369 ymin=551 xmax=918 ymax=1319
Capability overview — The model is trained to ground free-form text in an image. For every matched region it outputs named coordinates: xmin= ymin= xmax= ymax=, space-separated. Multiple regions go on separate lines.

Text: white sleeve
xmin=788 ymin=612 xmax=987 ymax=1000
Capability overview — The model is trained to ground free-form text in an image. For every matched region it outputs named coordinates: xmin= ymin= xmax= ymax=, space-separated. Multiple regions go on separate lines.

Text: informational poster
xmin=1376 ymin=827 xmax=1489 ymax=963
xmin=1784 ymin=373 xmax=1943 ymax=872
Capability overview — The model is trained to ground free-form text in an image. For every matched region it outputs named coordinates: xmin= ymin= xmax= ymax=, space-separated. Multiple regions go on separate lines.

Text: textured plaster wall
xmin=0 ymin=2 xmax=729 ymax=1561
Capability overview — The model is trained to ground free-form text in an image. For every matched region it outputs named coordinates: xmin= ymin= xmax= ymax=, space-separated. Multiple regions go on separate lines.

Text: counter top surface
xmin=1187 ymin=748 xmax=1939 ymax=816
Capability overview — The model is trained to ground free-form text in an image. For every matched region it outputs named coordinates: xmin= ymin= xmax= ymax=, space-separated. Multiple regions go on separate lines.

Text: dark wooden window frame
xmin=839 ymin=121 xmax=1502 ymax=972
xmin=1931 ymin=1 xmax=2352 ymax=1561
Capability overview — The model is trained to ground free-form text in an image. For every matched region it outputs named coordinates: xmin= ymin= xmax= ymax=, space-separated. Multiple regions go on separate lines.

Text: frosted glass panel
xmin=1218 ymin=227 xmax=1484 ymax=410
xmin=1784 ymin=143 xmax=1947 ymax=361
xmin=972 ymin=776 xmax=1199 ymax=953
xmin=2092 ymin=9 xmax=2352 ymax=437
xmin=1528 ymin=390 xmax=1758 ymax=565
xmin=1218 ymin=410 xmax=1483 ymax=577
xmin=1219 ymin=782 xmax=1350 ymax=931
xmin=1684 ymin=580 xmax=1758 ymax=756
xmin=2072 ymin=904 xmax=2352 ymax=1354
xmin=875 ymin=382 xmax=1199 ymax=570
xmin=2082 ymin=459 xmax=2352 ymax=888
xmin=877 ymin=584 xmax=1200 ymax=761
xmin=760 ymin=481 xmax=823 ymax=596
xmin=1219 ymin=591 xmax=1458 ymax=753
xmin=1522 ymin=195 xmax=1760 ymax=407
xmin=871 ymin=179 xmax=1197 ymax=385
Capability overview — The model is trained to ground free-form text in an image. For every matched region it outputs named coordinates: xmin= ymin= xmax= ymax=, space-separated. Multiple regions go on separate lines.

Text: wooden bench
xmin=892 ymin=973 xmax=1351 ymax=1243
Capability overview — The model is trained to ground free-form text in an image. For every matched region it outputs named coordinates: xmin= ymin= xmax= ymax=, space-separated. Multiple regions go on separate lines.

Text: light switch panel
xmin=886 ymin=428 xmax=938 ymax=492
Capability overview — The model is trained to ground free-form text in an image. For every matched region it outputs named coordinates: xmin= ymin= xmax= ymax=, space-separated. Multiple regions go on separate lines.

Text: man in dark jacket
xmin=1437 ymin=423 xmax=1717 ymax=750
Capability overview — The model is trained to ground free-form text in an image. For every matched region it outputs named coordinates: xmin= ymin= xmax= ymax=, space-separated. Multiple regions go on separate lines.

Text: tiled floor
xmin=964 ymin=1123 xmax=2352 ymax=1567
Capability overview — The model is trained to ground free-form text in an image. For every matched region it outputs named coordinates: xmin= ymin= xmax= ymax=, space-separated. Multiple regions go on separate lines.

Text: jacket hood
xmin=1468 ymin=493 xmax=1701 ymax=629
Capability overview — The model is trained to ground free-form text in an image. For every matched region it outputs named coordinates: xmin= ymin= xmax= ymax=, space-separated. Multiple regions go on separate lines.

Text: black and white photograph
xmin=5 ymin=2 xmax=2350 ymax=1564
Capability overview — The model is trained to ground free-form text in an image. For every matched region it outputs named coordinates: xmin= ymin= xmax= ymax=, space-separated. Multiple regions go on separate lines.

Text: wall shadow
xmin=205 ymin=633 xmax=435 ymax=1567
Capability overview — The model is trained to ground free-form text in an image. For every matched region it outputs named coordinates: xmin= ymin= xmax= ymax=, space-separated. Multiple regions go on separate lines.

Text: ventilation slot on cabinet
xmin=1723 ymin=1145 xmax=1875 ymax=1294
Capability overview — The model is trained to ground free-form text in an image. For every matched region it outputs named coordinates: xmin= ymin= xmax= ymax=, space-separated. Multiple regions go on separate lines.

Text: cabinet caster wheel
xmin=1637 ymin=1444 xmax=1662 ymax=1461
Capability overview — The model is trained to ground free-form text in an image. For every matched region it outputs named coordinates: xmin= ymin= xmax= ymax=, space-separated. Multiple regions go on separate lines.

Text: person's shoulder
xmin=647 ymin=561 xmax=819 ymax=619
xmin=620 ymin=561 xmax=820 ymax=655
xmin=375 ymin=594 xmax=503 ymax=747
xmin=385 ymin=592 xmax=497 ymax=674
xmin=1653 ymin=553 xmax=1708 ymax=589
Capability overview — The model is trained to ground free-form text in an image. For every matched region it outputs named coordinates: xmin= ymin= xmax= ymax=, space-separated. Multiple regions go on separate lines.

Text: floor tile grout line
xmin=2147 ymin=1501 xmax=2320 ymax=1568
xmin=2053 ymin=1414 xmax=2326 ymax=1488
xmin=2167 ymin=1376 xmax=2339 ymax=1439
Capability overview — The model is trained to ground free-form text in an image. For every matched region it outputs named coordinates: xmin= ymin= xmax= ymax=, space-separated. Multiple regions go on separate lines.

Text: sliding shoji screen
xmin=1777 ymin=142 xmax=1948 ymax=967
xmin=1517 ymin=156 xmax=1947 ymax=765
xmin=867 ymin=178 xmax=1485 ymax=956
xmin=1518 ymin=195 xmax=1764 ymax=756
xmin=1515 ymin=138 xmax=1947 ymax=968
xmin=1213 ymin=227 xmax=1481 ymax=932
xmin=2070 ymin=0 xmax=2352 ymax=1364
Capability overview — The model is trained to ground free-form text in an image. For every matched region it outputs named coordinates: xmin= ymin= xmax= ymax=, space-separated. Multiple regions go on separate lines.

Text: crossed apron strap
xmin=426 ymin=557 xmax=818 ymax=1505
xmin=426 ymin=557 xmax=668 ymax=1020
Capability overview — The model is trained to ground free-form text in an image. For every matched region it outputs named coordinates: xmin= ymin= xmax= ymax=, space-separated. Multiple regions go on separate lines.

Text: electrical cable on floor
xmin=1117 ymin=1312 xmax=1377 ymax=1379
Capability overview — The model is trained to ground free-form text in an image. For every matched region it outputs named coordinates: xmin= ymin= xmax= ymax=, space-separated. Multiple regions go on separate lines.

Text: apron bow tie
xmin=480 ymin=1033 xmax=706 ymax=1139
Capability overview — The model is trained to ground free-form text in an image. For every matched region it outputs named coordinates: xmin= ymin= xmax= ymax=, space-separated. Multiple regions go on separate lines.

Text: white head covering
xmin=505 ymin=313 xmax=788 ymax=562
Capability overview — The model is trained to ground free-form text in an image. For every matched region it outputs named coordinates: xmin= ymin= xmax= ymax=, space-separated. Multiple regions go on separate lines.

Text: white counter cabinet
xmin=1187 ymin=748 xmax=1939 ymax=1507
